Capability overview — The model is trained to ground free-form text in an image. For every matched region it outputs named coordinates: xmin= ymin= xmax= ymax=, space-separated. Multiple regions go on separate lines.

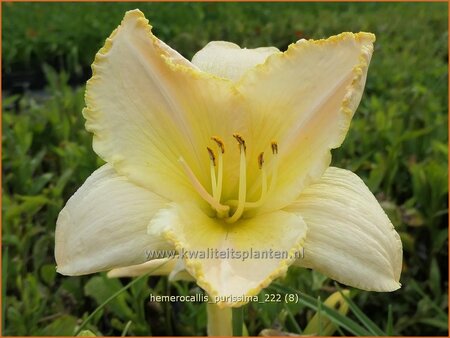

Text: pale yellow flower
xmin=55 ymin=9 xmax=402 ymax=308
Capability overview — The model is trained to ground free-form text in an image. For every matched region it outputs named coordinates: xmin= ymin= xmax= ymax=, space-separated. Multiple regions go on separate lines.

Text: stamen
xmin=211 ymin=137 xmax=224 ymax=203
xmin=226 ymin=136 xmax=247 ymax=223
xmin=182 ymin=135 xmax=278 ymax=220
xmin=227 ymin=143 xmax=277 ymax=209
xmin=207 ymin=147 xmax=217 ymax=198
xmin=259 ymin=153 xmax=268 ymax=197
xmin=268 ymin=142 xmax=279 ymax=194
xmin=258 ymin=152 xmax=264 ymax=169
xmin=239 ymin=152 xmax=268 ymax=208
xmin=207 ymin=147 xmax=216 ymax=166
xmin=233 ymin=133 xmax=246 ymax=153
xmin=271 ymin=141 xmax=278 ymax=154
xmin=211 ymin=136 xmax=225 ymax=154
xmin=179 ymin=157 xmax=229 ymax=214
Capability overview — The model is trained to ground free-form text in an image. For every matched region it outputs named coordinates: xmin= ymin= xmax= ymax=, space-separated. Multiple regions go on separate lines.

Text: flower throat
xmin=179 ymin=134 xmax=279 ymax=223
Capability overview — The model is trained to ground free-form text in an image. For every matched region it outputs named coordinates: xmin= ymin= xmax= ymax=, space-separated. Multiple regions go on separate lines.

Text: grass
xmin=2 ymin=2 xmax=448 ymax=336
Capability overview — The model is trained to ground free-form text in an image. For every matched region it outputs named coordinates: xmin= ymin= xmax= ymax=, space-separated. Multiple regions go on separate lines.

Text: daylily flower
xmin=55 ymin=8 xmax=402 ymax=314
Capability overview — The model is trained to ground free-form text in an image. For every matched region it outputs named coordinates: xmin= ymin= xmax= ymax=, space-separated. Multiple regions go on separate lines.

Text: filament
xmin=180 ymin=135 xmax=278 ymax=221
xmin=207 ymin=147 xmax=217 ymax=198
xmin=179 ymin=157 xmax=229 ymax=214
xmin=226 ymin=136 xmax=247 ymax=223
xmin=211 ymin=137 xmax=225 ymax=203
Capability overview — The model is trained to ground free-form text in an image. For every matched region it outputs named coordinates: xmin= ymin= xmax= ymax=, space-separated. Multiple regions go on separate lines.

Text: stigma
xmin=179 ymin=134 xmax=279 ymax=223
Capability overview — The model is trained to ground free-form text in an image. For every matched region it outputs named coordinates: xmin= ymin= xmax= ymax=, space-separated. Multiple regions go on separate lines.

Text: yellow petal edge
xmin=162 ymin=229 xmax=305 ymax=308
xmin=82 ymin=9 xmax=238 ymax=177
xmin=239 ymin=30 xmax=375 ymax=148
xmin=262 ymin=31 xmax=375 ymax=149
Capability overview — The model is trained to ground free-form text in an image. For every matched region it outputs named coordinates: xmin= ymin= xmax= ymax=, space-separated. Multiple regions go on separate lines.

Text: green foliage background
xmin=2 ymin=2 xmax=448 ymax=336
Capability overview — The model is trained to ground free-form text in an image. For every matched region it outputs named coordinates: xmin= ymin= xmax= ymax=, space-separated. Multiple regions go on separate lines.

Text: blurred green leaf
xmin=40 ymin=264 xmax=57 ymax=286
xmin=78 ymin=329 xmax=97 ymax=336
xmin=84 ymin=275 xmax=134 ymax=320
xmin=270 ymin=283 xmax=372 ymax=336
xmin=40 ymin=315 xmax=78 ymax=335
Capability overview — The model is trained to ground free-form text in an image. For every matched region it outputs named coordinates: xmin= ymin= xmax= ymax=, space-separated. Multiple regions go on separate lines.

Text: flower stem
xmin=232 ymin=307 xmax=244 ymax=336
xmin=206 ymin=303 xmax=232 ymax=336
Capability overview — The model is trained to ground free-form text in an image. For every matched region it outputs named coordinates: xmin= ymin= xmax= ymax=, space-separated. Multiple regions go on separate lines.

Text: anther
xmin=271 ymin=141 xmax=278 ymax=154
xmin=211 ymin=136 xmax=225 ymax=154
xmin=258 ymin=152 xmax=264 ymax=169
xmin=233 ymin=133 xmax=246 ymax=153
xmin=207 ymin=147 xmax=216 ymax=166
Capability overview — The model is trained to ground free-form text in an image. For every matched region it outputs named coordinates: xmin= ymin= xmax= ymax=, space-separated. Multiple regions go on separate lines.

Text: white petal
xmin=55 ymin=164 xmax=170 ymax=275
xmin=84 ymin=10 xmax=246 ymax=205
xmin=151 ymin=203 xmax=307 ymax=307
xmin=285 ymin=167 xmax=402 ymax=291
xmin=107 ymin=258 xmax=193 ymax=281
xmin=237 ymin=33 xmax=375 ymax=213
xmin=107 ymin=258 xmax=175 ymax=277
xmin=192 ymin=41 xmax=279 ymax=82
